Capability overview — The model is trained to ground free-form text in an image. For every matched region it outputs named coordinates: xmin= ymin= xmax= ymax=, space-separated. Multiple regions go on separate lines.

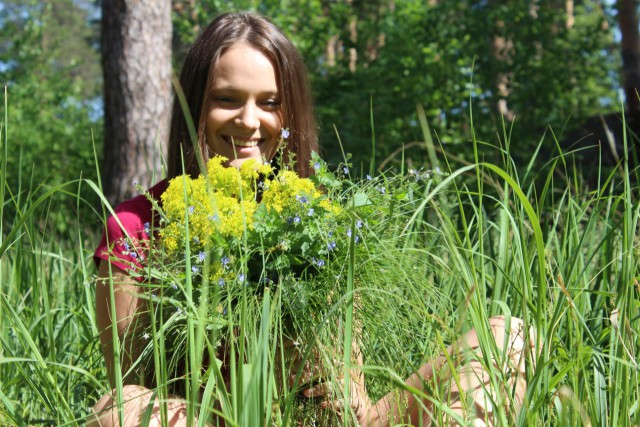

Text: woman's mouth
xmin=223 ymin=136 xmax=264 ymax=148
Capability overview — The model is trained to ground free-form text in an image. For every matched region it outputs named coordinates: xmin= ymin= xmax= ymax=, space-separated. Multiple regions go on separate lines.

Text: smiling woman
xmin=90 ymin=11 xmax=536 ymax=427
xmin=205 ymin=43 xmax=283 ymax=168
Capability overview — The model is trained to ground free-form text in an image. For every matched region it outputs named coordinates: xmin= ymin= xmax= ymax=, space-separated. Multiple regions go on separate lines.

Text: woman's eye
xmin=262 ymin=99 xmax=281 ymax=109
xmin=214 ymin=96 xmax=236 ymax=104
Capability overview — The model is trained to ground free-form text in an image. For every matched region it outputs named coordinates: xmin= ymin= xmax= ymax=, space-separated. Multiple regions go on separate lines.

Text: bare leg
xmin=87 ymin=385 xmax=195 ymax=427
xmin=347 ymin=316 xmax=536 ymax=426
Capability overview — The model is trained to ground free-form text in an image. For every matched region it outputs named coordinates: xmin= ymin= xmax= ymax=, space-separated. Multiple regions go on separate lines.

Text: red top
xmin=93 ymin=179 xmax=168 ymax=280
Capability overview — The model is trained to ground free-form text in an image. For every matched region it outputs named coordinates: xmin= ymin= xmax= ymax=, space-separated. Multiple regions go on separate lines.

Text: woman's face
xmin=205 ymin=43 xmax=282 ymax=169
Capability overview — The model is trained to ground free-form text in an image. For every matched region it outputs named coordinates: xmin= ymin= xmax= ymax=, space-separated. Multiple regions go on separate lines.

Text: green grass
xmin=1 ymin=104 xmax=639 ymax=426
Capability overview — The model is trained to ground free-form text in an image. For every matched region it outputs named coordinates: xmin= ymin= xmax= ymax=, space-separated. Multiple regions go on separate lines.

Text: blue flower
xmin=123 ymin=242 xmax=130 ymax=251
xmin=208 ymin=214 xmax=219 ymax=222
xmin=130 ymin=251 xmax=138 ymax=259
xmin=293 ymin=215 xmax=301 ymax=224
xmin=312 ymin=257 xmax=325 ymax=267
xmin=198 ymin=251 xmax=206 ymax=262
xmin=313 ymin=162 xmax=321 ymax=171
xmin=171 ymin=283 xmax=178 ymax=290
xmin=366 ymin=174 xmax=372 ymax=181
xmin=347 ymin=229 xmax=352 ymax=237
xmin=307 ymin=208 xmax=315 ymax=216
xmin=343 ymin=166 xmax=349 ymax=174
xmin=296 ymin=194 xmax=309 ymax=204
xmin=143 ymin=222 xmax=150 ymax=234
xmin=238 ymin=273 xmax=245 ymax=284
xmin=218 ymin=278 xmax=226 ymax=287
xmin=193 ymin=236 xmax=200 ymax=243
xmin=221 ymin=256 xmax=230 ymax=266
xmin=188 ymin=206 xmax=195 ymax=214
xmin=281 ymin=128 xmax=290 ymax=139
xmin=378 ymin=186 xmax=386 ymax=195
xmin=327 ymin=241 xmax=337 ymax=251
xmin=191 ymin=266 xmax=200 ymax=275
xmin=356 ymin=219 xmax=363 ymax=229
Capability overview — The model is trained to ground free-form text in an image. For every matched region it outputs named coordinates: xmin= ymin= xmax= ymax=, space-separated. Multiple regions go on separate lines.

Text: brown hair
xmin=167 ymin=12 xmax=317 ymax=179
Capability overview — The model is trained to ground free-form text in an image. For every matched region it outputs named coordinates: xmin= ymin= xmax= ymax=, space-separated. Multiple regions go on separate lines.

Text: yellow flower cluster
xmin=159 ymin=156 xmax=333 ymax=256
xmin=261 ymin=170 xmax=322 ymax=213
xmin=160 ymin=157 xmax=271 ymax=253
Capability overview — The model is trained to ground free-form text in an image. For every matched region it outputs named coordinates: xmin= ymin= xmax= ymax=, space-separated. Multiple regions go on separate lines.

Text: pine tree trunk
xmin=101 ymin=0 xmax=172 ymax=206
xmin=617 ymin=0 xmax=640 ymax=127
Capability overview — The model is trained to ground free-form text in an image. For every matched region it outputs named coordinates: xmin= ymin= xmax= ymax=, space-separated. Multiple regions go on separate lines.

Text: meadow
xmin=1 ymin=107 xmax=639 ymax=427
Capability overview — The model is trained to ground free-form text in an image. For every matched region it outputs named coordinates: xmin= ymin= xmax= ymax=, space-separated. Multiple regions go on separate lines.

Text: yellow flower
xmin=261 ymin=171 xmax=322 ymax=213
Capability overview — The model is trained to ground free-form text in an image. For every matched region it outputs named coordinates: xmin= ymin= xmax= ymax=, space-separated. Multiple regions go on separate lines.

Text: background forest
xmin=2 ymin=1 xmax=640 ymax=426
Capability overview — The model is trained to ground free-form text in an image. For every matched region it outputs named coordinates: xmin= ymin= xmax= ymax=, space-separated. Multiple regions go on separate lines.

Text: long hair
xmin=167 ymin=12 xmax=318 ymax=179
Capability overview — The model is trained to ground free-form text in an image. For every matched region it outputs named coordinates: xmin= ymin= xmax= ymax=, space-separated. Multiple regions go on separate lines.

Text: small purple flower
xmin=198 ymin=251 xmax=206 ymax=262
xmin=343 ymin=166 xmax=349 ymax=174
xmin=188 ymin=206 xmax=195 ymax=214
xmin=293 ymin=215 xmax=301 ymax=224
xmin=191 ymin=266 xmax=200 ymax=274
xmin=143 ymin=222 xmax=150 ymax=234
xmin=281 ymin=128 xmax=290 ymax=139
xmin=221 ymin=256 xmax=230 ymax=266
xmin=218 ymin=278 xmax=226 ymax=287
xmin=313 ymin=162 xmax=321 ymax=171
xmin=296 ymin=195 xmax=309 ymax=204
xmin=366 ymin=174 xmax=372 ymax=181
xmin=123 ymin=242 xmax=130 ymax=251
xmin=356 ymin=220 xmax=363 ymax=229
xmin=130 ymin=251 xmax=138 ymax=259
xmin=347 ymin=229 xmax=352 ymax=238
xmin=208 ymin=214 xmax=219 ymax=222
xmin=327 ymin=241 xmax=337 ymax=251
xmin=171 ymin=283 xmax=178 ymax=290
xmin=315 ymin=258 xmax=325 ymax=267
xmin=238 ymin=273 xmax=245 ymax=284
xmin=307 ymin=208 xmax=314 ymax=216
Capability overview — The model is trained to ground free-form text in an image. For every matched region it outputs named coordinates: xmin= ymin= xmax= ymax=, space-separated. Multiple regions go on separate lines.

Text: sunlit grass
xmin=1 ymin=101 xmax=639 ymax=426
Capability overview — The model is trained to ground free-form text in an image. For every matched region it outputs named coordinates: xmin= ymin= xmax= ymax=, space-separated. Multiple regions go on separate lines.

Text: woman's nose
xmin=234 ymin=102 xmax=260 ymax=130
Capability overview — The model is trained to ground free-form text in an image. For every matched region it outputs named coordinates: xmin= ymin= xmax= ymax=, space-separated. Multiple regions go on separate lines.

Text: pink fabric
xmin=94 ymin=180 xmax=168 ymax=280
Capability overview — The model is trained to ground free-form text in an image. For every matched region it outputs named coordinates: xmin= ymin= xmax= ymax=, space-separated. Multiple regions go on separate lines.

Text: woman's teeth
xmin=224 ymin=136 xmax=261 ymax=147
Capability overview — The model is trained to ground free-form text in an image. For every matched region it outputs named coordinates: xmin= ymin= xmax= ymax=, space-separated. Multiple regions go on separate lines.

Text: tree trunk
xmin=101 ymin=0 xmax=172 ymax=206
xmin=617 ymin=0 xmax=640 ymax=128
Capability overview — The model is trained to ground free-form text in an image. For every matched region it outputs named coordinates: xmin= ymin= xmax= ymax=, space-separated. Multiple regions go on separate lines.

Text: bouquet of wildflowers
xmin=135 ymin=147 xmax=449 ymax=411
xmin=158 ymin=154 xmax=350 ymax=294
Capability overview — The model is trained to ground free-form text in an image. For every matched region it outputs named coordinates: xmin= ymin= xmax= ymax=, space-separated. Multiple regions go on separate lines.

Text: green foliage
xmin=0 ymin=0 xmax=102 ymax=232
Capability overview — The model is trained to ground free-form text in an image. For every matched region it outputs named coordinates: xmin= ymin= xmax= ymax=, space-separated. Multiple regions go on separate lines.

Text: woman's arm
xmin=95 ymin=260 xmax=146 ymax=387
